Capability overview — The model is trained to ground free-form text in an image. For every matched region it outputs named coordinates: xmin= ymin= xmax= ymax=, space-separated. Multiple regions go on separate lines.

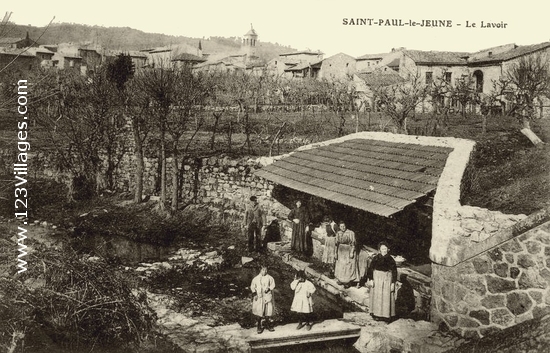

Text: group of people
xmin=323 ymin=219 xmax=402 ymax=322
xmin=244 ymin=196 xmax=410 ymax=324
xmin=250 ymin=265 xmax=316 ymax=334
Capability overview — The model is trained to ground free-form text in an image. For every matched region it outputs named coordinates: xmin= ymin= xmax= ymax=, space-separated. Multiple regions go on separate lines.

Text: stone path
xmin=246 ymin=319 xmax=361 ymax=350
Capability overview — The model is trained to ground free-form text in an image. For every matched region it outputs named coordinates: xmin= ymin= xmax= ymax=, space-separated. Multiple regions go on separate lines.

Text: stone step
xmin=246 ymin=319 xmax=361 ymax=350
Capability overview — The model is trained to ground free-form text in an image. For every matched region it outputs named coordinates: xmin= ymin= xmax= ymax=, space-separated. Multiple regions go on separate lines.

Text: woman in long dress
xmin=288 ymin=200 xmax=312 ymax=256
xmin=366 ymin=241 xmax=397 ymax=322
xmin=322 ymin=218 xmax=338 ymax=266
xmin=334 ymin=222 xmax=359 ymax=288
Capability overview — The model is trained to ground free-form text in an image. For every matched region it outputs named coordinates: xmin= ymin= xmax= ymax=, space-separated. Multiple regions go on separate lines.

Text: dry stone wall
xmin=431 ymin=219 xmax=550 ymax=339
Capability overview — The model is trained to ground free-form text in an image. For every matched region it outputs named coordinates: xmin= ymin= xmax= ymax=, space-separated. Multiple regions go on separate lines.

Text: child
xmin=290 ymin=270 xmax=316 ymax=331
xmin=250 ymin=265 xmax=276 ymax=334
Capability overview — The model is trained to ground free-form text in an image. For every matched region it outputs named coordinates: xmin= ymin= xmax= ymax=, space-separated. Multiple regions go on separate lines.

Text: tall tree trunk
xmin=133 ymin=140 xmax=144 ymax=203
xmin=210 ymin=112 xmax=221 ymax=150
xmin=160 ymin=136 xmax=166 ymax=211
xmin=171 ymin=140 xmax=179 ymax=212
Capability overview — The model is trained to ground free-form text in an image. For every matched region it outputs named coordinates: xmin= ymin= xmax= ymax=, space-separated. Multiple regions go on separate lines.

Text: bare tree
xmin=450 ymin=74 xmax=479 ymax=116
xmin=504 ymin=54 xmax=550 ymax=145
xmin=372 ymin=74 xmax=428 ymax=134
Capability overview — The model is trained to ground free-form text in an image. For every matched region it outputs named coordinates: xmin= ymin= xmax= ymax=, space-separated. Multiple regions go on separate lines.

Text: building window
xmin=444 ymin=72 xmax=452 ymax=83
xmin=69 ymin=60 xmax=74 ymax=67
xmin=425 ymin=72 xmax=433 ymax=85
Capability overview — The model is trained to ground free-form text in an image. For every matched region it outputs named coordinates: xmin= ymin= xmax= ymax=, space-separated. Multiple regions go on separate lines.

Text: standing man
xmin=243 ymin=196 xmax=266 ymax=253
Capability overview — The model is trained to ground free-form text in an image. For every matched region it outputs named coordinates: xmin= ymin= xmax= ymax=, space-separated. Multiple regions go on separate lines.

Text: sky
xmin=5 ymin=0 xmax=549 ymax=58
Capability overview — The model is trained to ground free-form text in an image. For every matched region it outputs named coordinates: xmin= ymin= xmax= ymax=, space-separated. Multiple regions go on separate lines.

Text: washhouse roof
xmin=255 ymin=135 xmax=454 ymax=217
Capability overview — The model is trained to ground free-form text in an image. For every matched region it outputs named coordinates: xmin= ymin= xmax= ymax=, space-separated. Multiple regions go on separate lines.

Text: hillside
xmin=2 ymin=22 xmax=295 ymax=62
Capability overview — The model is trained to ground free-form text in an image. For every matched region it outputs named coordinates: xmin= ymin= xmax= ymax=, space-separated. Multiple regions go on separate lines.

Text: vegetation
xmin=0 ymin=235 xmax=155 ymax=353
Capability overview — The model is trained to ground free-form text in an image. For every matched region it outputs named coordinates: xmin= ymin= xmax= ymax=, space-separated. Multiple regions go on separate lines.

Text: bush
xmin=0 ymin=245 xmax=155 ymax=352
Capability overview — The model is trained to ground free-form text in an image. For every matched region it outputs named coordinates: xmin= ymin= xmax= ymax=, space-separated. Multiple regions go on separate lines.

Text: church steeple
xmin=242 ymin=24 xmax=258 ymax=58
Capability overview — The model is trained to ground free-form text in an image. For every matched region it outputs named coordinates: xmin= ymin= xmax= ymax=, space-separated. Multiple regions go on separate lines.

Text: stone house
xmin=0 ymin=32 xmax=36 ymax=49
xmin=146 ymin=47 xmax=172 ymax=68
xmin=78 ymin=46 xmax=103 ymax=73
xmin=353 ymin=66 xmax=405 ymax=110
xmin=27 ymin=47 xmax=55 ymax=68
xmin=171 ymin=52 xmax=207 ymax=69
xmin=52 ymin=51 xmax=83 ymax=72
xmin=0 ymin=48 xmax=36 ymax=73
xmin=355 ymin=53 xmax=385 ymax=72
xmin=266 ymin=50 xmax=324 ymax=77
xmin=361 ymin=41 xmax=550 ymax=115
xmin=319 ymin=52 xmax=356 ymax=80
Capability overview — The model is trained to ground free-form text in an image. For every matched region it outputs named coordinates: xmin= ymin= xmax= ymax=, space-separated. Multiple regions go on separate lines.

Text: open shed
xmin=254 ymin=131 xmax=476 ymax=267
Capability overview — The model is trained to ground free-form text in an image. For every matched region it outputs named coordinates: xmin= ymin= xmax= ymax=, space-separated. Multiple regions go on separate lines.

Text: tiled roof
xmin=172 ymin=52 xmax=206 ymax=62
xmin=280 ymin=50 xmax=323 ymax=56
xmin=0 ymin=37 xmax=24 ymax=44
xmin=356 ymin=53 xmax=386 ymax=60
xmin=404 ymin=50 xmax=469 ymax=65
xmin=468 ymin=42 xmax=550 ymax=64
xmin=0 ymin=48 xmax=35 ymax=57
xmin=284 ymin=60 xmax=322 ymax=71
xmin=255 ymin=138 xmax=453 ymax=217
xmin=356 ymin=68 xmax=405 ymax=87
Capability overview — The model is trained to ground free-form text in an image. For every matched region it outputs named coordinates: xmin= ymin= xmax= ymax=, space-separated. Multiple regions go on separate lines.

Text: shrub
xmin=1 ymin=245 xmax=155 ymax=352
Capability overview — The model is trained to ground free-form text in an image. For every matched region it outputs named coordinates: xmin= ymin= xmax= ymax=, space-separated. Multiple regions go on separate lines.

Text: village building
xmin=356 ymin=41 xmax=550 ymax=115
xmin=266 ymin=50 xmax=324 ymax=78
xmin=195 ymin=25 xmax=263 ymax=73
xmin=353 ymin=66 xmax=405 ymax=110
xmin=318 ymin=52 xmax=357 ymax=81
xmin=355 ymin=53 xmax=385 ymax=72
xmin=27 ymin=47 xmax=55 ymax=68
xmin=0 ymin=32 xmax=37 ymax=49
xmin=0 ymin=48 xmax=36 ymax=73
xmin=172 ymin=52 xmax=207 ymax=69
xmin=78 ymin=45 xmax=104 ymax=74
xmin=318 ymin=52 xmax=357 ymax=80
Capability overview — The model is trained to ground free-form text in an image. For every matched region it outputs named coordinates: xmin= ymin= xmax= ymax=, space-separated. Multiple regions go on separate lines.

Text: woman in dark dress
xmin=366 ymin=241 xmax=397 ymax=322
xmin=288 ymin=200 xmax=312 ymax=256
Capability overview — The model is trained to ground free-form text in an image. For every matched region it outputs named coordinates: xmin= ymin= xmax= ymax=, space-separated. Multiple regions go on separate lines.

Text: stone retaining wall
xmin=431 ymin=219 xmax=550 ymax=339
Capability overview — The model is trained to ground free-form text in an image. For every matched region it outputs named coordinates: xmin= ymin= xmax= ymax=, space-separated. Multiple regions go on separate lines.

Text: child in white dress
xmin=290 ymin=270 xmax=316 ymax=330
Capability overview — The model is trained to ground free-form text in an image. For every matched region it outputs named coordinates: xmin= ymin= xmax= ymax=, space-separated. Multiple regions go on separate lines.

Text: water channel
xmin=76 ymin=233 xmax=361 ymax=351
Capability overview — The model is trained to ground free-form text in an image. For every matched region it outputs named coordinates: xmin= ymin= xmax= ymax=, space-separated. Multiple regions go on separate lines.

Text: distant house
xmin=0 ymin=32 xmax=37 ymax=49
xmin=147 ymin=47 xmax=172 ymax=68
xmin=0 ymin=48 xmax=36 ymax=73
xmin=353 ymin=66 xmax=406 ymax=110
xmin=319 ymin=52 xmax=356 ymax=80
xmin=172 ymin=52 xmax=207 ymax=69
xmin=52 ymin=51 xmax=83 ymax=72
xmin=356 ymin=41 xmax=550 ymax=116
xmin=126 ymin=51 xmax=148 ymax=71
xmin=78 ymin=46 xmax=103 ymax=73
xmin=284 ymin=60 xmax=322 ymax=79
xmin=27 ymin=47 xmax=55 ymax=68
xmin=267 ymin=50 xmax=324 ymax=77
xmin=466 ymin=41 xmax=550 ymax=94
xmin=355 ymin=53 xmax=385 ymax=72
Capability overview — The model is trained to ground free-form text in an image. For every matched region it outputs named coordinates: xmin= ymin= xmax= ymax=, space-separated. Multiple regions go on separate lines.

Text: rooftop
xmin=256 ymin=133 xmax=456 ymax=217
